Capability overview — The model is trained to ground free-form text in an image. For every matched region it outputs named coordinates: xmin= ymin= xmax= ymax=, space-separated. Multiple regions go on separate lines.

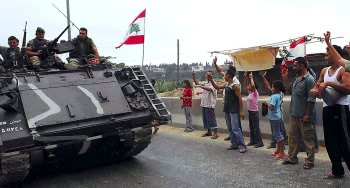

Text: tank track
xmin=0 ymin=153 xmax=30 ymax=186
xmin=118 ymin=127 xmax=153 ymax=160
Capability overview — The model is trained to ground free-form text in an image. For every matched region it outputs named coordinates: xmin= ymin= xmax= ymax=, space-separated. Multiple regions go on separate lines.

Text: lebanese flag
xmin=287 ymin=36 xmax=306 ymax=60
xmin=281 ymin=36 xmax=306 ymax=73
xmin=116 ymin=9 xmax=146 ymax=48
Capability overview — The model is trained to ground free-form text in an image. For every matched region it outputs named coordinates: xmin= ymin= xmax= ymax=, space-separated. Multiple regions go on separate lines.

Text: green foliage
xmin=155 ymin=80 xmax=181 ymax=93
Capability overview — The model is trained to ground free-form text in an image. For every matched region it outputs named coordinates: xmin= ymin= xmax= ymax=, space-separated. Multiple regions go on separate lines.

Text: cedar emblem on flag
xmin=116 ymin=9 xmax=146 ymax=48
xmin=288 ymin=36 xmax=306 ymax=59
xmin=280 ymin=36 xmax=306 ymax=74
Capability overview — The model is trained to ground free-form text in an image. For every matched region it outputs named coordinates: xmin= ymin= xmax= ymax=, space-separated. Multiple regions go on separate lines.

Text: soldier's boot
xmin=55 ymin=62 xmax=67 ymax=70
xmin=65 ymin=58 xmax=80 ymax=70
xmin=33 ymin=65 xmax=43 ymax=72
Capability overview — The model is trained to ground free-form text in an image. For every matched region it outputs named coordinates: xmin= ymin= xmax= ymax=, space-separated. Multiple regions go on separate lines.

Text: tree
xmin=183 ymin=63 xmax=189 ymax=71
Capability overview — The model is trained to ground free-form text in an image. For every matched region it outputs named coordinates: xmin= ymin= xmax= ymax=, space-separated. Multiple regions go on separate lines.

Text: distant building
xmin=192 ymin=65 xmax=204 ymax=72
xmin=152 ymin=67 xmax=166 ymax=73
xmin=224 ymin=59 xmax=233 ymax=65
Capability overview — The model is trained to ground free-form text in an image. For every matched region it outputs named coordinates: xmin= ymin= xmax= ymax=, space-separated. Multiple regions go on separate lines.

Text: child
xmin=244 ymin=72 xmax=263 ymax=148
xmin=180 ymin=80 xmax=194 ymax=132
xmin=262 ymin=72 xmax=288 ymax=149
xmin=263 ymin=80 xmax=286 ymax=159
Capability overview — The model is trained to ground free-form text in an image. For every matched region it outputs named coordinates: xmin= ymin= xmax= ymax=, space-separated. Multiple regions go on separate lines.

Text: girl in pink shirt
xmin=245 ymin=72 xmax=264 ymax=148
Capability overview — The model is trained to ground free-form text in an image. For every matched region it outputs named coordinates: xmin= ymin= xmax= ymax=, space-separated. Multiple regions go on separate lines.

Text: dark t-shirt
xmin=223 ymin=83 xmax=239 ymax=113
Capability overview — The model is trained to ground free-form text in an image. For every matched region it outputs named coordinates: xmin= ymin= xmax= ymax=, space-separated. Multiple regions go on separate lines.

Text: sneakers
xmin=254 ymin=143 xmax=264 ymax=148
xmin=238 ymin=145 xmax=247 ymax=153
xmin=266 ymin=144 xmax=276 ymax=149
xmin=247 ymin=142 xmax=255 ymax=146
xmin=282 ymin=159 xmax=298 ymax=165
xmin=184 ymin=128 xmax=194 ymax=132
xmin=227 ymin=144 xmax=239 ymax=150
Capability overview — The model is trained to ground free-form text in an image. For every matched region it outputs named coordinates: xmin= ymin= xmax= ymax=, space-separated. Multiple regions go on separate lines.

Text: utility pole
xmin=66 ymin=0 xmax=72 ymax=41
xmin=177 ymin=39 xmax=180 ymax=85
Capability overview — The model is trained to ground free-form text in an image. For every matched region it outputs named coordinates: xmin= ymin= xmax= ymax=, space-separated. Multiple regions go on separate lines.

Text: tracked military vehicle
xmin=0 ymin=63 xmax=171 ymax=185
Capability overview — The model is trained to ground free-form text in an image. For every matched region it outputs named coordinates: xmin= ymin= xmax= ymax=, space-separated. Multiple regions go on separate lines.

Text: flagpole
xmin=142 ymin=9 xmax=146 ymax=67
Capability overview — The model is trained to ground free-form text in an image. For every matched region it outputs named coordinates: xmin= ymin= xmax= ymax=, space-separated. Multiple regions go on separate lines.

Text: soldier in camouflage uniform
xmin=26 ymin=27 xmax=64 ymax=71
xmin=0 ymin=36 xmax=23 ymax=72
xmin=66 ymin=27 xmax=101 ymax=70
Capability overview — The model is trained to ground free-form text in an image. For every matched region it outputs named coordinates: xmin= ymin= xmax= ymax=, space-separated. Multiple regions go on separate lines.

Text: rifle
xmin=41 ymin=25 xmax=70 ymax=58
xmin=22 ymin=21 xmax=27 ymax=49
xmin=16 ymin=21 xmax=28 ymax=69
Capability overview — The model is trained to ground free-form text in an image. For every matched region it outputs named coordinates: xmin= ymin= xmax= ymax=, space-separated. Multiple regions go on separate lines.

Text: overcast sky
xmin=0 ymin=0 xmax=349 ymax=66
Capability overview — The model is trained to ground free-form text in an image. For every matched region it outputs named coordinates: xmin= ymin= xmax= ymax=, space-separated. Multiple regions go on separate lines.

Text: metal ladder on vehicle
xmin=131 ymin=67 xmax=171 ymax=123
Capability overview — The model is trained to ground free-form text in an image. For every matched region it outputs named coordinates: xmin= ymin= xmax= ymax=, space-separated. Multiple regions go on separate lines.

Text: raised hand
xmin=249 ymin=72 xmax=253 ymax=79
xmin=281 ymin=68 xmax=288 ymax=80
xmin=324 ymin=31 xmax=331 ymax=44
xmin=213 ymin=56 xmax=217 ymax=65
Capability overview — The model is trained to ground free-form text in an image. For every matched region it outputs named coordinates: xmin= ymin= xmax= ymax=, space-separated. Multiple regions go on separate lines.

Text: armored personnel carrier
xmin=0 ymin=64 xmax=171 ymax=185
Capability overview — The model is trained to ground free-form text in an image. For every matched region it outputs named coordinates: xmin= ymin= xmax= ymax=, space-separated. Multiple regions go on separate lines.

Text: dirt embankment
xmin=158 ymin=80 xmax=225 ymax=98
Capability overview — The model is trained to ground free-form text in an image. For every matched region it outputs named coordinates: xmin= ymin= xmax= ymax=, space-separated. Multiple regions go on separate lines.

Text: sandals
xmin=201 ymin=132 xmax=212 ymax=137
xmin=303 ymin=163 xmax=314 ymax=170
xmin=271 ymin=151 xmax=278 ymax=156
xmin=323 ymin=172 xmax=344 ymax=179
xmin=211 ymin=134 xmax=219 ymax=139
xmin=275 ymin=153 xmax=287 ymax=160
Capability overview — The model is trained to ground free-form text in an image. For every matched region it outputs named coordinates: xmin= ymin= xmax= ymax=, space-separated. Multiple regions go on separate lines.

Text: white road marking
xmin=77 ymin=86 xmax=104 ymax=114
xmin=27 ymin=84 xmax=61 ymax=128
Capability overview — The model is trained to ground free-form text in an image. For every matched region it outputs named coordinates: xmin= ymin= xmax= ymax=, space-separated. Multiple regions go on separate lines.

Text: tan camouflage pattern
xmin=65 ymin=58 xmax=80 ymax=70
xmin=29 ymin=56 xmax=42 ymax=65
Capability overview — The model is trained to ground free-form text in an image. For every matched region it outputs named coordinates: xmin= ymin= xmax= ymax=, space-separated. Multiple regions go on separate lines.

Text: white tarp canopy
xmin=228 ymin=47 xmax=279 ymax=71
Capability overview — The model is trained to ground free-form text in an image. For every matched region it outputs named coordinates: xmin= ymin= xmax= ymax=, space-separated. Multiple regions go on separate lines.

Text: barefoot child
xmin=263 ymin=81 xmax=286 ymax=159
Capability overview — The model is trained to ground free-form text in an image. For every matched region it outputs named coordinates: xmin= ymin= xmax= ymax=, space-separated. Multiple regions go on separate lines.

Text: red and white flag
xmin=116 ymin=9 xmax=146 ymax=48
xmin=288 ymin=36 xmax=306 ymax=60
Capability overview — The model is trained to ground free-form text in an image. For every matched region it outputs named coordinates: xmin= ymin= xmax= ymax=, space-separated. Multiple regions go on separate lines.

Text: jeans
xmin=225 ymin=112 xmax=245 ymax=146
xmin=248 ymin=111 xmax=263 ymax=145
xmin=270 ymin=119 xmax=285 ymax=145
xmin=270 ymin=119 xmax=284 ymax=142
xmin=184 ymin=106 xmax=193 ymax=129
xmin=202 ymin=107 xmax=218 ymax=130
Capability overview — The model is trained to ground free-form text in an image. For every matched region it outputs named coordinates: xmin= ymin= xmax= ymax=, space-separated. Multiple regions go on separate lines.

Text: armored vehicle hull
xmin=0 ymin=66 xmax=170 ymax=185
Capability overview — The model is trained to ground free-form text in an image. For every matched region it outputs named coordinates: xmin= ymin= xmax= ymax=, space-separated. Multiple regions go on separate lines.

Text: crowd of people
xmin=0 ymin=26 xmax=103 ymax=73
xmin=179 ymin=31 xmax=350 ymax=179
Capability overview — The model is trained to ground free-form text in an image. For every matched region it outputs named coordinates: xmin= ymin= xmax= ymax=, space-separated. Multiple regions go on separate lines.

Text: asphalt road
xmin=20 ymin=126 xmax=350 ymax=188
